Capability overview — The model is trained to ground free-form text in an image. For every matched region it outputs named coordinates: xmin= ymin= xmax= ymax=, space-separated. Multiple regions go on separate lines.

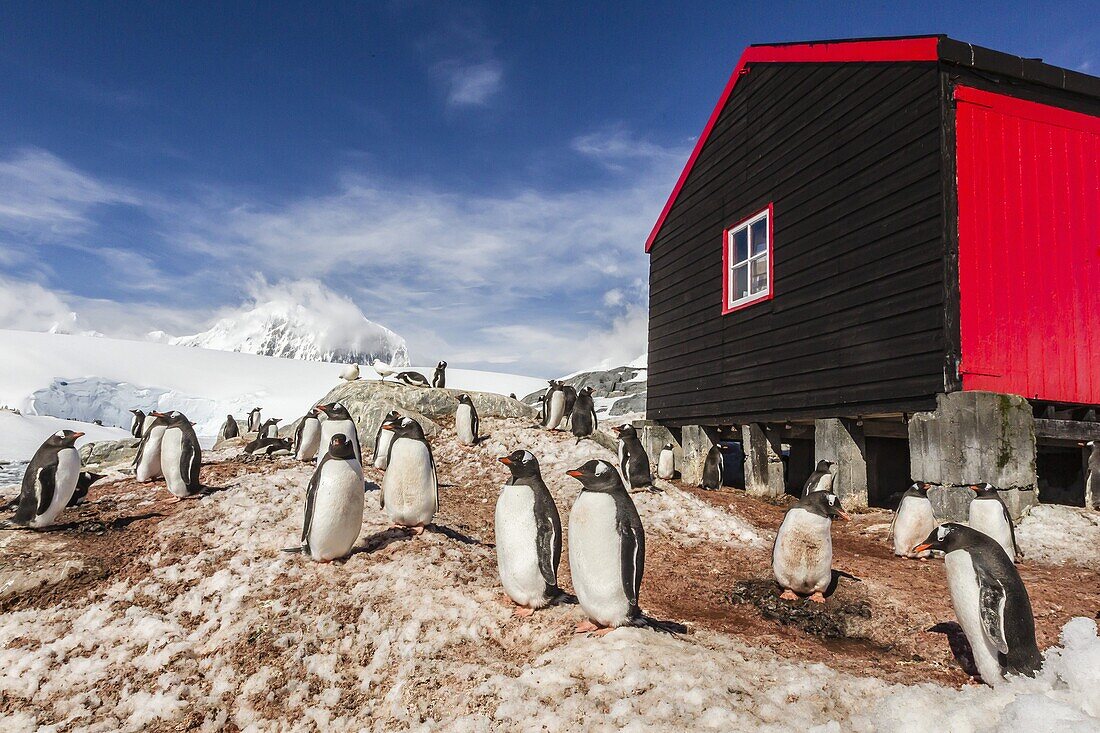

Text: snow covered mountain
xmin=524 ymin=352 xmax=647 ymax=421
xmin=169 ymin=281 xmax=410 ymax=366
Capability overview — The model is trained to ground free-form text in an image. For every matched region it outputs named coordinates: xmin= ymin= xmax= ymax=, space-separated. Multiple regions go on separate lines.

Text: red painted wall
xmin=955 ymin=86 xmax=1100 ymax=404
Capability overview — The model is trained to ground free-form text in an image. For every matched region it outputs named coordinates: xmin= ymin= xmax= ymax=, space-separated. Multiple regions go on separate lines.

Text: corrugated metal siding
xmin=955 ymin=85 xmax=1100 ymax=405
xmin=646 ymin=62 xmax=946 ymax=426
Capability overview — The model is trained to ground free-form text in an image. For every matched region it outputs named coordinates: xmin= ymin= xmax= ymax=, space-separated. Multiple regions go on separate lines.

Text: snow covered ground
xmin=0 ymin=329 xmax=547 ymax=457
xmin=0 ymin=410 xmax=129 ymax=463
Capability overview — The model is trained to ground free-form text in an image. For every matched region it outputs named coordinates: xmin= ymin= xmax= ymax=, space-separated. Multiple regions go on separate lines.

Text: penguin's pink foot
xmin=409 ymin=525 xmax=425 ymax=536
xmin=779 ymin=589 xmax=799 ymax=601
xmin=574 ymin=619 xmax=601 ymax=634
xmin=592 ymin=626 xmax=615 ymax=637
xmin=513 ymin=606 xmax=535 ymax=618
xmin=809 ymin=591 xmax=826 ymax=604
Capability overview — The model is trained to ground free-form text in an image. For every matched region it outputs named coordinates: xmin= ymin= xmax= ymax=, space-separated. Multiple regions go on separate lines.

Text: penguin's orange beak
xmin=498 ymin=456 xmax=512 ymax=465
xmin=151 ymin=411 xmax=167 ymax=418
xmin=566 ymin=469 xmax=584 ymax=478
xmin=72 ymin=431 xmax=85 ymax=439
xmin=968 ymin=485 xmax=980 ymax=492
xmin=836 ymin=509 xmax=851 ymax=521
xmin=913 ymin=543 xmax=933 ymax=554
xmin=381 ymin=423 xmax=395 ymax=431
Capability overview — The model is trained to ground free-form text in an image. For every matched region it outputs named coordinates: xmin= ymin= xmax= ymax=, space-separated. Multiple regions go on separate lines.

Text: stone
xmin=815 ymin=419 xmax=868 ymax=508
xmin=927 ymin=485 xmax=975 ymax=522
xmin=909 ymin=391 xmax=1037 ymax=518
xmin=742 ymin=423 xmax=785 ymax=499
xmin=1087 ymin=442 xmax=1100 ymax=511
xmin=78 ymin=439 xmax=140 ymax=471
xmin=635 ymin=422 xmax=679 ymax=475
xmin=681 ymin=425 xmax=718 ymax=487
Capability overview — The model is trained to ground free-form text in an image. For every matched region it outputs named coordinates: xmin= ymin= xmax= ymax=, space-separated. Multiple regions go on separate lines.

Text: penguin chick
xmin=772 ymin=491 xmax=849 ymax=603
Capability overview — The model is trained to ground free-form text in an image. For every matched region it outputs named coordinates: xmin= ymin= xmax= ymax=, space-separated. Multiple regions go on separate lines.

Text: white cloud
xmin=438 ymin=59 xmax=503 ymax=106
xmin=0 ymin=277 xmax=82 ymax=334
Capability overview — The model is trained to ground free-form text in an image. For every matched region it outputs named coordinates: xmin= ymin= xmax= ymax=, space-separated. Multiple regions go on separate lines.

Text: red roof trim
xmin=644 ymin=36 xmax=941 ymax=252
xmin=955 ymin=84 xmax=1100 ymax=134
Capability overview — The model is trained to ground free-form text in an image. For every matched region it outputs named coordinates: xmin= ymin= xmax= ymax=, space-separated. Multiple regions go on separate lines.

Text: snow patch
xmin=1017 ymin=505 xmax=1100 ymax=570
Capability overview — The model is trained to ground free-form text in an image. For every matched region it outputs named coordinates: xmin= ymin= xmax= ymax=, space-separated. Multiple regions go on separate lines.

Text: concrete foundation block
xmin=909 ymin=391 xmax=1037 ymax=519
xmin=927 ymin=485 xmax=975 ymax=522
xmin=681 ymin=425 xmax=718 ymax=487
xmin=1086 ymin=442 xmax=1100 ymax=511
xmin=815 ymin=418 xmax=868 ymax=508
xmin=742 ymin=423 xmax=785 ymax=499
xmin=634 ymin=421 xmax=680 ymax=475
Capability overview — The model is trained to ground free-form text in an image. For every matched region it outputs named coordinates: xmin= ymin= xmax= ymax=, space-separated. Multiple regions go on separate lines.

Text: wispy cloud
xmin=436 ymin=59 xmax=503 ymax=106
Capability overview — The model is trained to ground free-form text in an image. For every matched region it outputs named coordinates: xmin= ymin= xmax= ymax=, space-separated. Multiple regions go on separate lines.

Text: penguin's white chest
xmin=569 ymin=492 xmax=632 ymax=627
xmin=893 ymin=496 xmax=936 ymax=557
xmin=33 ymin=447 xmax=80 ymax=527
xmin=309 ymin=458 xmax=365 ymax=561
xmin=546 ymin=392 xmax=565 ymax=429
xmin=320 ymin=419 xmax=360 ymax=463
xmin=945 ymin=550 xmax=1005 ymax=684
xmin=657 ymin=449 xmax=675 ymax=479
xmin=142 ymin=414 xmax=158 ymax=435
xmin=456 ymin=404 xmax=477 ymax=445
xmin=373 ymin=429 xmax=395 ymax=468
xmin=160 ymin=428 xmax=189 ymax=497
xmin=296 ymin=419 xmax=321 ymax=460
xmin=495 ymin=484 xmax=549 ymax=607
xmin=381 ymin=439 xmax=437 ymax=527
xmin=969 ymin=500 xmax=1014 ymax=560
xmin=772 ymin=509 xmax=833 ymax=594
xmin=136 ymin=426 xmax=165 ymax=482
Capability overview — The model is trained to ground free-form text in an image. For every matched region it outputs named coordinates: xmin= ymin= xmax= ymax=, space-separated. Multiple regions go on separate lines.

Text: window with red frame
xmin=724 ymin=207 xmax=771 ymax=312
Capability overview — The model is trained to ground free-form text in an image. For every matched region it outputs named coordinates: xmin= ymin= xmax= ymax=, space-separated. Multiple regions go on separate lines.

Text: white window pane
xmin=750 ymin=256 xmax=768 ymax=294
xmin=732 ymin=263 xmax=749 ymax=302
xmin=750 ymin=217 xmax=768 ymax=255
xmin=732 ymin=228 xmax=748 ymax=263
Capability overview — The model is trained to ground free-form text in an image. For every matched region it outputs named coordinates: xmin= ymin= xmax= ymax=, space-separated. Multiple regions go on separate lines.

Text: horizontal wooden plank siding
xmin=647 ymin=62 xmax=946 ymax=426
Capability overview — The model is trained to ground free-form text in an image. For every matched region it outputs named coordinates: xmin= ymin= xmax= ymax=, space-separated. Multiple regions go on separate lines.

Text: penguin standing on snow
xmin=154 ymin=411 xmax=203 ymax=501
xmin=315 ymin=403 xmax=362 ymax=466
xmin=258 ymin=418 xmax=280 ymax=439
xmin=570 ymin=386 xmax=597 ymax=441
xmin=372 ymin=410 xmax=400 ymax=469
xmin=395 ymin=371 xmax=430 ymax=387
xmin=968 ymin=483 xmax=1019 ymax=562
xmin=129 ymin=409 xmax=145 ymax=439
xmin=455 ymin=393 xmax=480 ymax=446
xmin=543 ymin=381 xmax=566 ymax=430
xmin=68 ymin=471 xmax=106 ymax=508
xmin=772 ymin=491 xmax=849 ymax=602
xmin=566 ymin=459 xmax=645 ymax=634
xmin=801 ymin=460 xmax=837 ymax=497
xmin=613 ymin=424 xmax=652 ymax=491
xmin=294 ymin=411 xmax=321 ymax=462
xmin=891 ymin=482 xmax=936 ymax=558
xmin=301 ymin=434 xmax=365 ymax=562
xmin=433 ymin=361 xmax=447 ymax=388
xmin=134 ymin=412 xmax=169 ymax=482
xmin=913 ymin=523 xmax=1041 ymax=684
xmin=220 ymin=414 xmax=239 ymax=441
xmin=247 ymin=407 xmax=262 ymax=433
xmin=12 ymin=430 xmax=85 ymax=528
xmin=657 ymin=443 xmax=675 ymax=480
xmin=495 ymin=450 xmax=565 ymax=615
xmin=379 ymin=417 xmax=438 ymax=534
xmin=702 ymin=444 xmax=725 ymax=490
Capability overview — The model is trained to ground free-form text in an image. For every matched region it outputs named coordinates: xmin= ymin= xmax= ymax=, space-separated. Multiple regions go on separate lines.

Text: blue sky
xmin=0 ymin=1 xmax=1094 ymax=375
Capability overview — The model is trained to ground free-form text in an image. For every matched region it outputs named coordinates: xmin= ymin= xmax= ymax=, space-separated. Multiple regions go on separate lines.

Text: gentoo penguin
xmin=395 ymin=371 xmax=430 ymax=388
xmin=129 ymin=409 xmax=145 ymax=439
xmin=245 ymin=437 xmax=293 ymax=455
xmin=913 ymin=523 xmax=1041 ymax=684
xmin=294 ymin=412 xmax=322 ymax=462
xmin=801 ymin=460 xmax=837 ymax=497
xmin=566 ymin=459 xmax=644 ymax=633
xmin=772 ymin=491 xmax=849 ymax=602
xmin=535 ymin=395 xmax=546 ymax=424
xmin=258 ymin=417 xmax=281 ymax=439
xmin=562 ymin=385 xmax=578 ymax=422
xmin=220 ymin=414 xmax=239 ymax=441
xmin=154 ymin=411 xmax=203 ymax=501
xmin=301 ymin=434 xmax=365 ymax=562
xmin=570 ymin=386 xmax=598 ymax=441
xmin=339 ymin=363 xmax=360 ymax=381
xmin=613 ymin=424 xmax=652 ymax=491
xmin=372 ymin=410 xmax=401 ymax=469
xmin=379 ymin=417 xmax=438 ymax=533
xmin=134 ymin=412 xmax=169 ymax=482
xmin=702 ymin=444 xmax=725 ymax=490
xmin=455 ymin=393 xmax=480 ymax=446
xmin=891 ymin=482 xmax=936 ymax=558
xmin=12 ymin=430 xmax=84 ymax=528
xmin=371 ymin=359 xmax=397 ymax=382
xmin=508 ymin=393 xmax=517 ymax=400
xmin=495 ymin=450 xmax=565 ymax=615
xmin=68 ymin=471 xmax=106 ymax=507
xmin=433 ymin=361 xmax=447 ymax=388
xmin=247 ymin=407 xmax=262 ymax=433
xmin=657 ymin=443 xmax=675 ymax=480
xmin=315 ymin=403 xmax=362 ymax=466
xmin=968 ymin=483 xmax=1019 ymax=562
xmin=543 ymin=381 xmax=566 ymax=430
xmin=141 ymin=412 xmax=159 ymax=437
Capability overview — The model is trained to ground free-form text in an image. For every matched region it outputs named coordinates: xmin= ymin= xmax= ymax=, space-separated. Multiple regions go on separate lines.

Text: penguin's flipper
xmin=1002 ymin=501 xmax=1022 ymax=559
xmin=35 ymin=465 xmax=57 ymax=517
xmin=133 ymin=433 xmax=148 ymax=468
xmin=532 ymin=488 xmax=561 ymax=590
xmin=301 ymin=463 xmax=321 ymax=550
xmin=181 ymin=439 xmax=200 ymax=490
xmin=294 ymin=419 xmax=305 ymax=450
xmin=975 ymin=564 xmax=1010 ymax=655
xmin=472 ymin=411 xmax=480 ymax=443
xmin=618 ymin=518 xmax=644 ymax=611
